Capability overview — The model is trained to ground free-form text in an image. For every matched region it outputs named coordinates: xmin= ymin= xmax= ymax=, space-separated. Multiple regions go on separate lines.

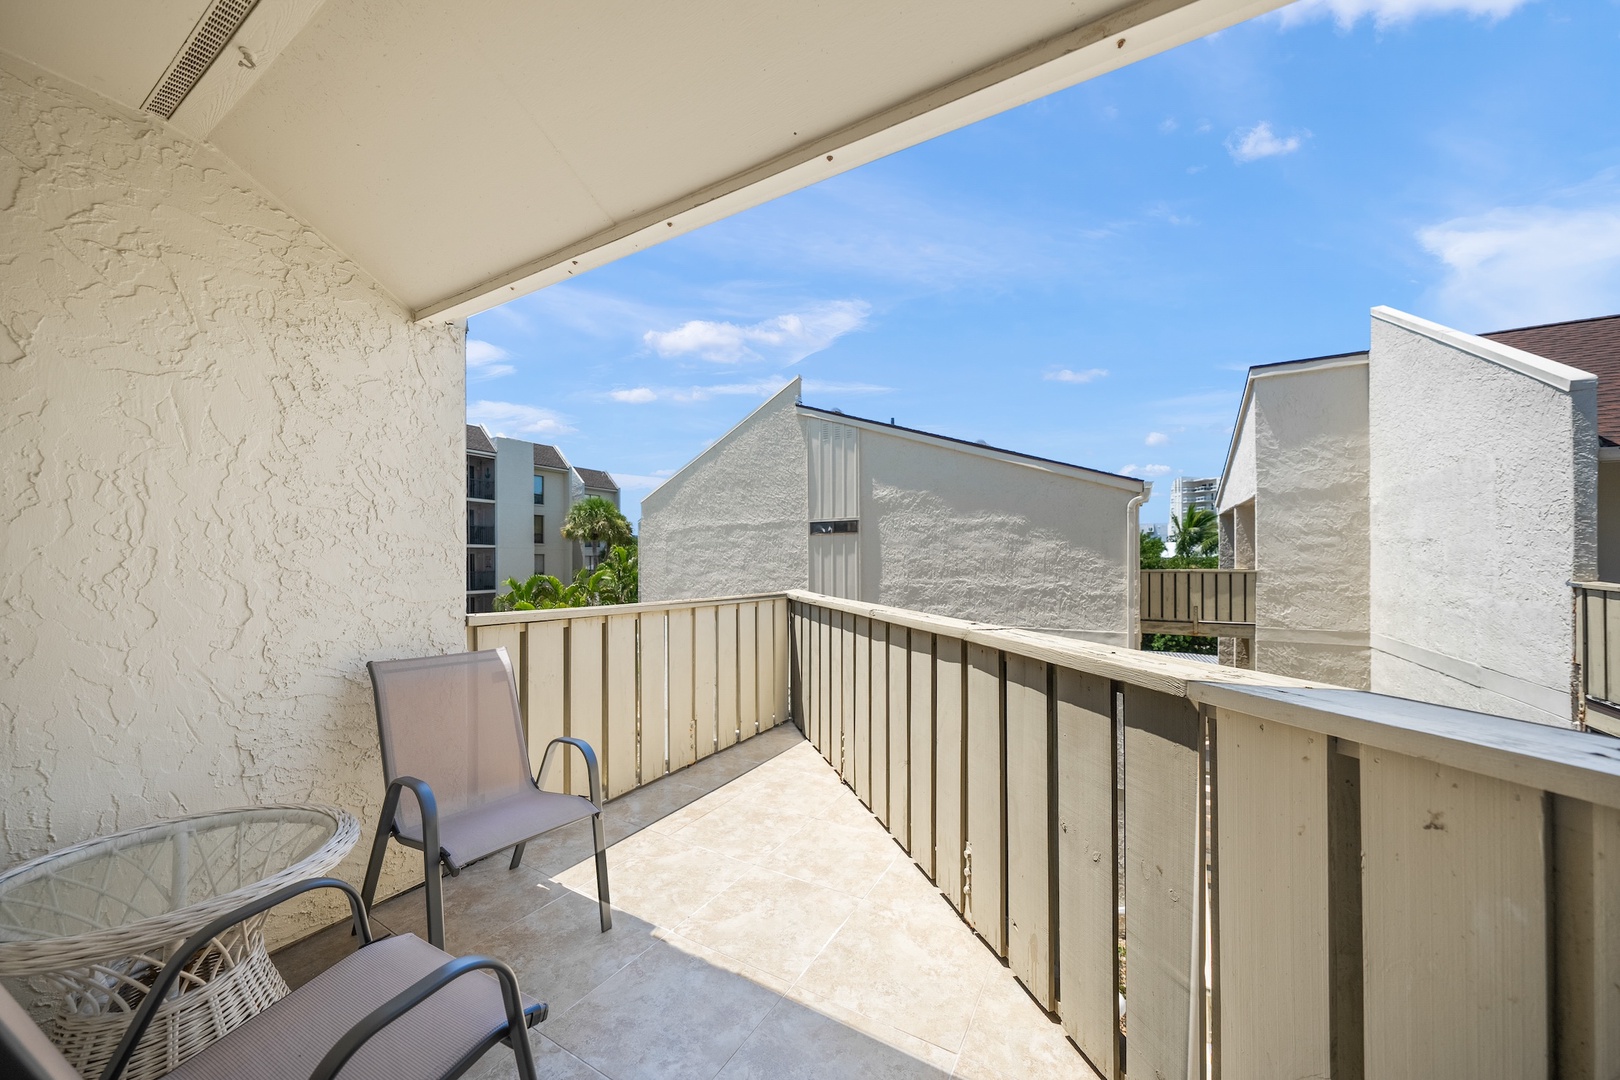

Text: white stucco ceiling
xmin=2 ymin=0 xmax=1285 ymax=321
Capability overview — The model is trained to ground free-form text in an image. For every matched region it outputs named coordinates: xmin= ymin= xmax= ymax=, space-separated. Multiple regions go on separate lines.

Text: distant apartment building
xmin=1169 ymin=475 xmax=1218 ymax=520
xmin=1214 ymin=307 xmax=1620 ymax=728
xmin=464 ymin=426 xmax=621 ymax=612
xmin=640 ymin=379 xmax=1148 ymax=646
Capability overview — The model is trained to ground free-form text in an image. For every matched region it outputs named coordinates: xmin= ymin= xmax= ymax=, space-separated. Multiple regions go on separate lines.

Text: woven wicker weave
xmin=0 ymin=804 xmax=359 ymax=1080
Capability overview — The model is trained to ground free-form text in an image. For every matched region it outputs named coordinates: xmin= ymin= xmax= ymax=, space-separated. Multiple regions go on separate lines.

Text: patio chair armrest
xmin=382 ymin=775 xmax=443 ymax=860
xmin=536 ymin=737 xmax=603 ymax=809
xmin=99 ymin=879 xmax=374 ymax=1080
xmin=306 ymin=956 xmax=543 ymax=1080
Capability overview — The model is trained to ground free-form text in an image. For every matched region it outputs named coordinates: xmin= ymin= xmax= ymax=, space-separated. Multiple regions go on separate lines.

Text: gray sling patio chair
xmin=0 ymin=877 xmax=544 ymax=1080
xmin=362 ymin=648 xmax=611 ymax=949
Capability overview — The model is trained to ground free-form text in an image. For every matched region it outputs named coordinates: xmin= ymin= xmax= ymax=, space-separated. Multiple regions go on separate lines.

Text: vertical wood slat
xmin=871 ymin=621 xmax=890 ymax=826
xmin=753 ymin=601 xmax=772 ymax=730
xmin=1584 ymin=592 xmax=1605 ymax=702
xmin=773 ymin=598 xmax=789 ymax=727
xmin=605 ymin=614 xmax=638 ymax=798
xmin=640 ymin=612 xmax=667 ymax=781
xmin=1213 ymin=709 xmax=1330 ymax=1078
xmin=910 ymin=632 xmax=935 ymax=880
xmin=1006 ymin=653 xmax=1053 ymax=1009
xmin=1552 ymin=797 xmax=1620 ymax=1080
xmin=1055 ymin=667 xmax=1117 ymax=1077
xmin=568 ymin=617 xmax=606 ymax=801
xmin=526 ymin=621 xmax=567 ymax=789
xmin=1601 ymin=591 xmax=1619 ymax=704
xmin=965 ymin=642 xmax=1005 ymax=954
xmin=668 ymin=607 xmax=696 ymax=771
xmin=790 ymin=606 xmax=805 ymax=733
xmin=935 ymin=635 xmax=966 ymax=911
xmin=842 ymin=612 xmax=857 ymax=780
xmin=1123 ymin=683 xmax=1202 ymax=1080
xmin=717 ymin=604 xmax=739 ymax=750
xmin=694 ymin=605 xmax=718 ymax=758
xmin=737 ymin=602 xmax=758 ymax=741
xmin=889 ymin=626 xmax=910 ymax=850
xmin=854 ymin=616 xmax=872 ymax=804
xmin=813 ymin=607 xmax=828 ymax=756
xmin=1361 ymin=752 xmax=1547 ymax=1080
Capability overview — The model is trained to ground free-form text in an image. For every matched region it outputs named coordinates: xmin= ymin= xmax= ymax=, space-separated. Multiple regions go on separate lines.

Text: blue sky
xmin=467 ymin=0 xmax=1620 ymax=527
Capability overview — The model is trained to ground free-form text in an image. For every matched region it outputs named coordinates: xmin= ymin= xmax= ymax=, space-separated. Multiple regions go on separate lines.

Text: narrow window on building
xmin=533 ymin=473 xmax=544 ymax=505
xmin=534 ymin=515 xmax=544 ymax=544
xmin=535 ymin=553 xmax=545 ymax=576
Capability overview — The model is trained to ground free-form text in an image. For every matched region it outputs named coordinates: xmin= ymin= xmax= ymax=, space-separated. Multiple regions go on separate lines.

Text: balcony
xmin=1139 ymin=568 xmax=1255 ymax=640
xmin=426 ymin=590 xmax=1620 ymax=1079
xmin=467 ymin=525 xmax=495 ymax=546
xmin=469 ymin=479 xmax=496 ymax=501
xmin=467 ymin=570 xmax=497 ymax=592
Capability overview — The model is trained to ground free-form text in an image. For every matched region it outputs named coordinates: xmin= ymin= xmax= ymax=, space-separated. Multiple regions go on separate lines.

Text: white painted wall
xmin=1248 ymin=359 xmax=1372 ymax=688
xmin=640 ymin=381 xmax=810 ymax=600
xmin=0 ymin=59 xmax=465 ymax=939
xmin=494 ymin=436 xmax=538 ymax=585
xmin=1369 ymin=308 xmax=1597 ymax=726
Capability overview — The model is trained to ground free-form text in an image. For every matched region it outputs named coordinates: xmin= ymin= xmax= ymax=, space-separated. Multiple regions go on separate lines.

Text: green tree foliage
xmin=561 ymin=496 xmax=632 ymax=570
xmin=1140 ymin=528 xmax=1167 ymax=569
xmin=1140 ymin=528 xmax=1217 ymax=570
xmin=491 ymin=545 xmax=639 ymax=611
xmin=1169 ymin=507 xmax=1219 ymax=559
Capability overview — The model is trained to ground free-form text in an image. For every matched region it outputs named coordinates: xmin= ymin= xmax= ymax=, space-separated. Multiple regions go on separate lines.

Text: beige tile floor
xmin=273 ymin=724 xmax=1100 ymax=1080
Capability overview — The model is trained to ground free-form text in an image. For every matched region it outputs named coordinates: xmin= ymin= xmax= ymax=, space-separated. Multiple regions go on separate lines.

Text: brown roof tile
xmin=465 ymin=424 xmax=495 ymax=455
xmin=533 ymin=444 xmax=568 ymax=470
xmin=1483 ymin=314 xmax=1620 ymax=445
xmin=575 ymin=467 xmax=618 ymax=491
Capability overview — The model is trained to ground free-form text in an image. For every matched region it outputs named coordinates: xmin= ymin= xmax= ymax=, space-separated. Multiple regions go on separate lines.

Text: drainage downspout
xmin=1126 ymin=482 xmax=1150 ymax=650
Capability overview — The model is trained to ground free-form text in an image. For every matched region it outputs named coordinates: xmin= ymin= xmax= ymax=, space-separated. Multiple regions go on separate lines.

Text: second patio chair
xmin=361 ymin=648 xmax=611 ymax=949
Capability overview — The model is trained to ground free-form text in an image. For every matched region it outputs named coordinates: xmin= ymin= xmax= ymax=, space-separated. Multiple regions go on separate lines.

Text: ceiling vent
xmin=142 ymin=0 xmax=260 ymax=120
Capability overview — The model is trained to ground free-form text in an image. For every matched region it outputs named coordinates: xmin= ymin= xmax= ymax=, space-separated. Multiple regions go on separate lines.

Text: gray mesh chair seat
xmin=396 ymin=789 xmax=598 ymax=870
xmin=362 ymin=648 xmax=611 ymax=949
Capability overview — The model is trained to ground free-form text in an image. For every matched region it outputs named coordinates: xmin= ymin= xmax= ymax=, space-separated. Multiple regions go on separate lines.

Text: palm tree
xmin=592 ymin=545 xmax=639 ymax=605
xmin=1170 ymin=507 xmax=1218 ymax=558
xmin=561 ymin=496 xmax=632 ymax=571
xmin=493 ymin=573 xmax=567 ymax=611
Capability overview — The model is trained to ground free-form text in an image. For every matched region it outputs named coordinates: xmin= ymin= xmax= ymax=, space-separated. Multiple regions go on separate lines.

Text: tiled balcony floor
xmin=273 ymin=725 xmax=1098 ymax=1080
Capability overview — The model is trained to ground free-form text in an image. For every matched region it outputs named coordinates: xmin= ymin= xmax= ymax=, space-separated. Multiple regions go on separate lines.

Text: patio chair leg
xmin=358 ymin=807 xmax=393 ymax=931
xmin=510 ymin=841 xmax=526 ymax=870
xmin=591 ymin=811 xmax=612 ymax=932
xmin=424 ymin=848 xmax=446 ymax=950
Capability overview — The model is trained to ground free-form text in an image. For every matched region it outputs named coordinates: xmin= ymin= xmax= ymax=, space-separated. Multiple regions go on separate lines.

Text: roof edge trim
xmin=1373 ymin=306 xmax=1598 ymax=394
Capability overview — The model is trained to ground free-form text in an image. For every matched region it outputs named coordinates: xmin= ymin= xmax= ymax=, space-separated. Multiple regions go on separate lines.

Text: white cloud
xmin=609 ymin=387 xmax=658 ymax=404
xmin=466 ymin=400 xmax=574 ymax=436
xmin=1226 ymin=122 xmax=1306 ymax=163
xmin=643 ymin=300 xmax=870 ymax=364
xmin=1145 ymin=432 xmax=1170 ymax=447
xmin=602 ymin=378 xmax=891 ymax=405
xmin=1159 ymin=117 xmax=1179 ymax=134
xmin=612 ymin=471 xmax=674 ymax=491
xmin=1419 ymin=197 xmax=1620 ymax=329
xmin=1120 ymin=463 xmax=1174 ymax=478
xmin=1044 ymin=368 xmax=1109 ymax=384
xmin=465 ymin=340 xmax=514 ymax=380
xmin=1276 ymin=0 xmax=1530 ymax=30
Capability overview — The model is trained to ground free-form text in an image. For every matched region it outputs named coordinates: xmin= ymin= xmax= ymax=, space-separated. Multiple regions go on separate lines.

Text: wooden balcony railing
xmin=467 ymin=595 xmax=789 ymax=799
xmin=1140 ymin=568 xmax=1256 ymax=638
xmin=1573 ymin=581 xmax=1620 ymax=736
xmin=787 ymin=589 xmax=1620 ymax=1080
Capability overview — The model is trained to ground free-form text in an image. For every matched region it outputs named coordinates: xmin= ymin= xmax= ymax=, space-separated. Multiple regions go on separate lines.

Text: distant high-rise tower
xmin=1170 ymin=475 xmax=1218 ymax=520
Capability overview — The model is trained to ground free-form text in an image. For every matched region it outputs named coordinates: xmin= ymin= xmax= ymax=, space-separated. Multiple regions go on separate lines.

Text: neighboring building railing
xmin=467 ymin=525 xmax=495 ymax=545
xmin=467 ymin=595 xmax=789 ymax=799
xmin=467 ymin=570 xmax=496 ymax=591
xmin=1573 ymin=581 xmax=1620 ymax=737
xmin=467 ymin=479 xmax=495 ymax=500
xmin=786 ymin=588 xmax=1620 ymax=1080
xmin=1140 ymin=568 xmax=1256 ymax=638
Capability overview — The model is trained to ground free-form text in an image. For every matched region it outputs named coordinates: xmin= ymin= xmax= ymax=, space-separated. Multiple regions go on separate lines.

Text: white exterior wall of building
xmin=640 ymin=381 xmax=810 ymax=600
xmin=534 ymin=464 xmax=572 ymax=579
xmin=1240 ymin=358 xmax=1372 ymax=688
xmin=493 ymin=436 xmax=540 ymax=585
xmin=0 ymin=61 xmax=465 ymax=937
xmin=1368 ymin=308 xmax=1598 ymax=726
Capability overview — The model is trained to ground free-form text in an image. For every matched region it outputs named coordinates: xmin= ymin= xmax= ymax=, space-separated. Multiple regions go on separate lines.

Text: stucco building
xmin=1217 ymin=306 xmax=1620 ymax=726
xmin=641 ymin=380 xmax=1148 ymax=646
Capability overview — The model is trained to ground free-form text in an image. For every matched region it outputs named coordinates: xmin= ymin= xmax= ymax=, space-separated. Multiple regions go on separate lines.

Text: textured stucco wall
xmin=640 ymin=381 xmax=809 ymax=600
xmin=1369 ymin=311 xmax=1596 ymax=726
xmin=0 ymin=60 xmax=465 ymax=939
xmin=858 ymin=428 xmax=1137 ymax=644
xmin=1250 ymin=360 xmax=1372 ymax=688
xmin=1598 ymin=459 xmax=1620 ymax=582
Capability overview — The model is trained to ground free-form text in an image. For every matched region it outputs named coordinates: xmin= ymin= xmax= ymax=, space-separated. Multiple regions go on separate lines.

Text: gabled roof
xmin=533 ymin=444 xmax=569 ymax=471
xmin=1484 ymin=314 xmax=1620 ymax=445
xmin=575 ymin=468 xmax=619 ymax=492
xmin=466 ymin=424 xmax=495 ymax=456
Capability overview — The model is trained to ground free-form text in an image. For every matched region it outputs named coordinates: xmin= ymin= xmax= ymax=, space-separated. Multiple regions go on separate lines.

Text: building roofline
xmin=1373 ymin=306 xmax=1597 ymax=393
xmin=797 ymin=404 xmax=1144 ymax=491
xmin=1481 ymin=311 xmax=1620 ymax=336
xmin=641 ymin=378 xmax=804 ymax=510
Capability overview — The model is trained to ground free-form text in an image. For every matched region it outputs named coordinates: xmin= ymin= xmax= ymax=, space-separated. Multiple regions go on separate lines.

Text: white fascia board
xmin=804 ymin=408 xmax=1145 ymax=494
xmin=1214 ymin=352 xmax=1368 ymax=510
xmin=640 ymin=378 xmax=803 ymax=512
xmin=414 ymin=0 xmax=1288 ymax=323
xmin=1372 ymin=306 xmax=1598 ymax=393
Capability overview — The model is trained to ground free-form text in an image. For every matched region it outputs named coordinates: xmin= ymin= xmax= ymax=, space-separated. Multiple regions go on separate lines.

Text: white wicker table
xmin=0 ymin=804 xmax=359 ymax=1080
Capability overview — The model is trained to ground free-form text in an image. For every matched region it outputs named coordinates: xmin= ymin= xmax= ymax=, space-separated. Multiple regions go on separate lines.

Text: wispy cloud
xmin=467 ymin=400 xmax=574 ymax=436
xmin=1227 ymin=122 xmax=1307 ymax=163
xmin=1120 ymin=463 xmax=1174 ymax=478
xmin=612 ymin=470 xmax=674 ymax=491
xmin=643 ymin=300 xmax=870 ymax=364
xmin=1276 ymin=0 xmax=1531 ymax=30
xmin=1145 ymin=432 xmax=1170 ymax=447
xmin=1044 ymin=368 xmax=1109 ymax=384
xmin=1152 ymin=390 xmax=1242 ymax=429
xmin=465 ymin=340 xmax=514 ymax=380
xmin=1418 ymin=192 xmax=1620 ymax=329
xmin=603 ymin=379 xmax=891 ymax=405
